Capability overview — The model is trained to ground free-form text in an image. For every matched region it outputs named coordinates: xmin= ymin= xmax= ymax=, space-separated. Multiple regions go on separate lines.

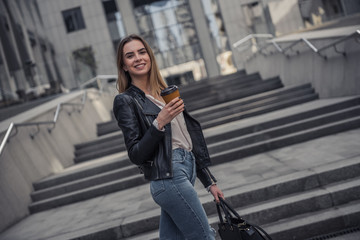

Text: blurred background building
xmin=1 ymin=0 xmax=359 ymax=106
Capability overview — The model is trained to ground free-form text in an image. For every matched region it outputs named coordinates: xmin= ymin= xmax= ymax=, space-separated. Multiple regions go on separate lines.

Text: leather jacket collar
xmin=126 ymin=84 xmax=161 ymax=116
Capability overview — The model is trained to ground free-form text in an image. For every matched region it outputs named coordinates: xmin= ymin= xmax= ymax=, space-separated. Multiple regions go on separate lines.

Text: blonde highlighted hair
xmin=116 ymin=34 xmax=167 ymax=96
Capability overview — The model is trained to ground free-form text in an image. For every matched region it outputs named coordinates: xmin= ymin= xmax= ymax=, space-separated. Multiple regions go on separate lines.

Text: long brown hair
xmin=116 ymin=34 xmax=167 ymax=96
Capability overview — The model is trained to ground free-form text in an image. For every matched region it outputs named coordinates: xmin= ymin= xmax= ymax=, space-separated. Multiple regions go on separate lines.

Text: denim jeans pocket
xmin=172 ymin=152 xmax=185 ymax=163
xmin=150 ymin=180 xmax=165 ymax=197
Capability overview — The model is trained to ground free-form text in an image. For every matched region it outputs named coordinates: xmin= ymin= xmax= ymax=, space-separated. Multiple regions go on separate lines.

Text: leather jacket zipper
xmin=204 ymin=167 xmax=215 ymax=184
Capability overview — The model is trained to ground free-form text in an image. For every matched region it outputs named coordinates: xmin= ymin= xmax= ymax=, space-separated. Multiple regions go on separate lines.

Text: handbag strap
xmin=219 ymin=198 xmax=242 ymax=220
xmin=219 ymin=199 xmax=235 ymax=226
xmin=216 ymin=202 xmax=225 ymax=225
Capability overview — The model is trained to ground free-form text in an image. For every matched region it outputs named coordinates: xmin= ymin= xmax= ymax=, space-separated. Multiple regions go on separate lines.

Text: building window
xmin=102 ymin=0 xmax=126 ymax=50
xmin=62 ymin=7 xmax=86 ymax=33
xmin=132 ymin=0 xmax=200 ymax=69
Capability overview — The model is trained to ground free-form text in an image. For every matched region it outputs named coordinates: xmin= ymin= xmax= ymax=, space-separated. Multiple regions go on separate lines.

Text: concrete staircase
xmin=75 ymin=83 xmax=316 ymax=164
xmin=29 ymin=95 xmax=360 ymax=214
xmin=24 ymin=71 xmax=360 ymax=239
xmin=124 ymin=156 xmax=360 ymax=240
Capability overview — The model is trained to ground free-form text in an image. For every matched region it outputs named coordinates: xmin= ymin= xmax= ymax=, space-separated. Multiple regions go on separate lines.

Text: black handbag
xmin=216 ymin=198 xmax=272 ymax=240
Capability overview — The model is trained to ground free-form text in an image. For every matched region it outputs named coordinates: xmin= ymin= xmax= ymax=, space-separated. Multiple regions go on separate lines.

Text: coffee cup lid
xmin=160 ymin=85 xmax=178 ymax=96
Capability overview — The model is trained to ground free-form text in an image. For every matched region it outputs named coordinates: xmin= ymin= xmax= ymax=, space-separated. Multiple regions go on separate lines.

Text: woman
xmin=113 ymin=34 xmax=224 ymax=240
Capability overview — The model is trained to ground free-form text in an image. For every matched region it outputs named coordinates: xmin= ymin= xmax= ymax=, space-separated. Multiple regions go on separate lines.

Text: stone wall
xmin=0 ymin=89 xmax=115 ymax=232
xmin=244 ymin=35 xmax=360 ymax=98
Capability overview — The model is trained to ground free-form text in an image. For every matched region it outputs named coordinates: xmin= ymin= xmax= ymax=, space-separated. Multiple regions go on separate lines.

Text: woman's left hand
xmin=209 ymin=185 xmax=224 ymax=203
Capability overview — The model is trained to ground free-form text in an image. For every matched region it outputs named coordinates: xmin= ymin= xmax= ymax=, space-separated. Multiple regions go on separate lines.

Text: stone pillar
xmin=116 ymin=0 xmax=140 ymax=35
xmin=188 ymin=0 xmax=220 ymax=78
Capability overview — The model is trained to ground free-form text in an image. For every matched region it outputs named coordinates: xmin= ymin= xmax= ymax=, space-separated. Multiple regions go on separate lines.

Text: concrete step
xmin=204 ymin=96 xmax=360 ymax=144
xmin=74 ymin=142 xmax=127 ymax=163
xmin=177 ymin=72 xmax=261 ymax=99
xmin=185 ymin=77 xmax=283 ymax=112
xmin=31 ymin=165 xmax=139 ymax=202
xmin=191 ymin=83 xmax=313 ymax=118
xmin=180 ymin=75 xmax=263 ymax=104
xmin=92 ymin=157 xmax=360 ymax=239
xmin=263 ymin=200 xmax=360 ymax=240
xmin=211 ymin=177 xmax=360 ymax=226
xmin=179 ymin=70 xmax=248 ymax=93
xmin=211 ymin=115 xmax=360 ymax=165
xmin=29 ymin=173 xmax=148 ymax=214
xmin=208 ymin=106 xmax=360 ymax=154
xmin=74 ymin=131 xmax=124 ymax=157
xmin=75 ymin=132 xmax=123 ymax=151
xmin=97 ymin=120 xmax=119 ymax=136
xmin=201 ymin=89 xmax=318 ymax=128
xmin=74 ymin=133 xmax=124 ymax=157
xmin=33 ymin=153 xmax=130 ymax=190
xmin=304 ymin=226 xmax=360 ymax=240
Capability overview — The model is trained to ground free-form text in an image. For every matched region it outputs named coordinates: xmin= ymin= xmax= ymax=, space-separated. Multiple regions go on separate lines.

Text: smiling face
xmin=122 ymin=39 xmax=151 ymax=81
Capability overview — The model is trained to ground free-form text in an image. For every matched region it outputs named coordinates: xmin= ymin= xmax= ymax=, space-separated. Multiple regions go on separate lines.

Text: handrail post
xmin=271 ymin=41 xmax=283 ymax=53
xmin=301 ymin=38 xmax=318 ymax=53
xmin=0 ymin=123 xmax=14 ymax=156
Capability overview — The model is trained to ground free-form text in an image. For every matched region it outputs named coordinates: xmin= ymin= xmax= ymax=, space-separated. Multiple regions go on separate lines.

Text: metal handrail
xmin=0 ymin=75 xmax=116 ymax=157
xmin=0 ymin=92 xmax=86 ymax=157
xmin=232 ymin=34 xmax=274 ymax=49
xmin=244 ymin=29 xmax=360 ymax=60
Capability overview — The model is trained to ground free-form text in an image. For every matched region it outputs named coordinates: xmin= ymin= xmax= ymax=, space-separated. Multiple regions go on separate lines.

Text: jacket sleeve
xmin=113 ymin=94 xmax=164 ymax=165
xmin=196 ymin=166 xmax=217 ymax=189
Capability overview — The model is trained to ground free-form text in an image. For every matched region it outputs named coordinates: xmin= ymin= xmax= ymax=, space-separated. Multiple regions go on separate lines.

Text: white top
xmin=146 ymin=94 xmax=193 ymax=151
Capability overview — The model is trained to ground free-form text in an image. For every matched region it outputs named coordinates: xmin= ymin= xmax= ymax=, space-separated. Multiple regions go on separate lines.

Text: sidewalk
xmin=0 ymin=127 xmax=359 ymax=240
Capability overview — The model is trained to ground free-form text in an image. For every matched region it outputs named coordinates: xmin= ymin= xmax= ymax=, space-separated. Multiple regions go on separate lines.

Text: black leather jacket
xmin=113 ymin=85 xmax=217 ymax=188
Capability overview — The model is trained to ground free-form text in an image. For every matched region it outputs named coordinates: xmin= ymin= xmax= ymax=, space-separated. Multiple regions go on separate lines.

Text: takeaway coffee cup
xmin=160 ymin=85 xmax=180 ymax=104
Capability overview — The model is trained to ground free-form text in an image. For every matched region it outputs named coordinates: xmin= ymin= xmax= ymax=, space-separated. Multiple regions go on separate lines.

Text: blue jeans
xmin=150 ymin=148 xmax=216 ymax=240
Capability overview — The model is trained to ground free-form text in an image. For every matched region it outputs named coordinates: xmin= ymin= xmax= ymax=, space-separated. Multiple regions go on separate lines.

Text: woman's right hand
xmin=156 ymin=97 xmax=184 ymax=130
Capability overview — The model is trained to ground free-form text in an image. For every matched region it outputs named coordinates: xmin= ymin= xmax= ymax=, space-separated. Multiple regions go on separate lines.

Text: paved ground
xmin=0 ymin=126 xmax=359 ymax=240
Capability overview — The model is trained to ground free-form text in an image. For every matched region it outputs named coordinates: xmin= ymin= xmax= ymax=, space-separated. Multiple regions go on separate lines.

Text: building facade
xmin=0 ymin=0 xmax=62 ymax=106
xmin=1 ymin=0 xmax=359 ymax=106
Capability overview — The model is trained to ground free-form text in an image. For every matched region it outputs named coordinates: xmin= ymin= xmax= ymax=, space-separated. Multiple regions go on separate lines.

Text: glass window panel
xmin=180 ymin=22 xmax=197 ymax=45
xmin=134 ymin=5 xmax=148 ymax=16
xmin=155 ymin=28 xmax=170 ymax=51
xmin=168 ymin=25 xmax=183 ymax=48
xmin=175 ymin=4 xmax=191 ymax=23
xmin=148 ymin=0 xmax=173 ymax=12
xmin=172 ymin=0 xmax=186 ymax=7
xmin=172 ymin=47 xmax=186 ymax=64
xmin=182 ymin=45 xmax=192 ymax=62
xmin=138 ymin=14 xmax=153 ymax=33
xmin=142 ymin=31 xmax=159 ymax=52
xmin=161 ymin=50 xmax=173 ymax=67
xmin=62 ymin=7 xmax=86 ymax=33
xmin=155 ymin=52 xmax=165 ymax=69
xmin=151 ymin=8 xmax=177 ymax=28
xmin=103 ymin=0 xmax=118 ymax=15
xmin=184 ymin=44 xmax=201 ymax=61
xmin=115 ymin=12 xmax=126 ymax=39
